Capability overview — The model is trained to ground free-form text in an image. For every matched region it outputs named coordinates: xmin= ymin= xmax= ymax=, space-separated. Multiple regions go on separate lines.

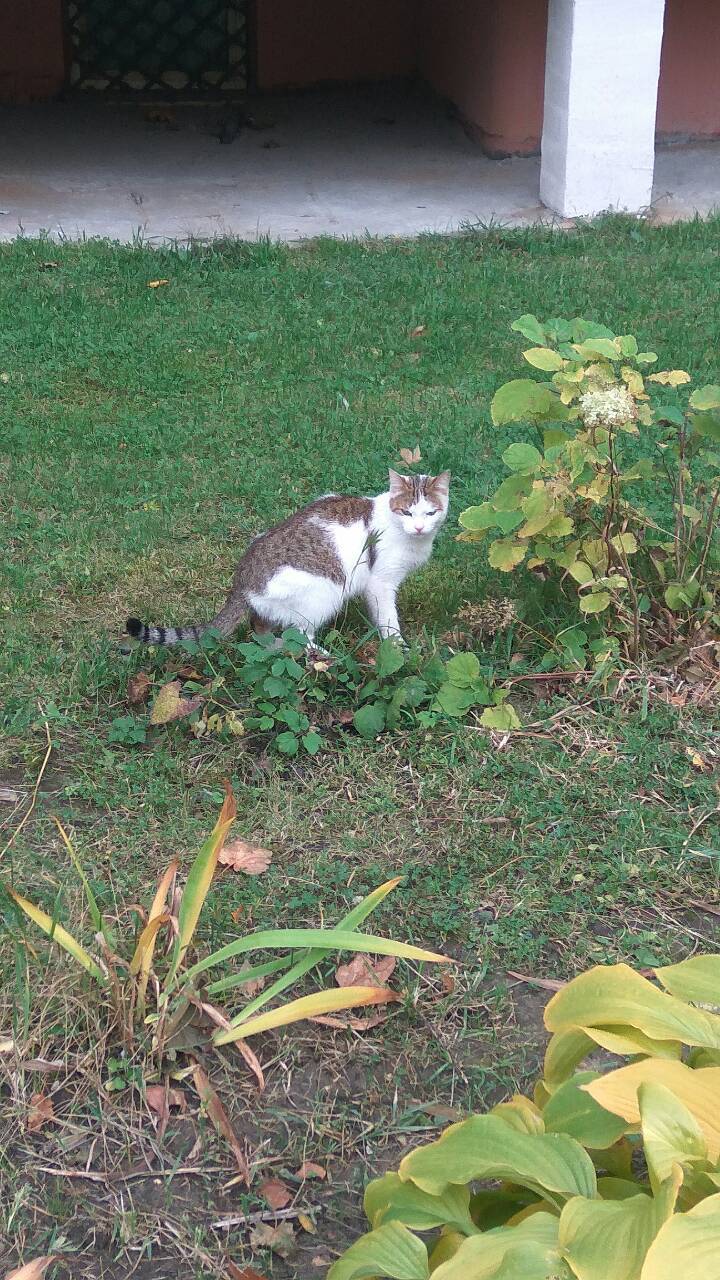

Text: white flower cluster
xmin=579 ymin=385 xmax=636 ymax=429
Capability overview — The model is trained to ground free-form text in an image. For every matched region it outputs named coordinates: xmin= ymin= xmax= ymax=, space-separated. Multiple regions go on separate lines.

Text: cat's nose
xmin=414 ymin=521 xmax=425 ymax=533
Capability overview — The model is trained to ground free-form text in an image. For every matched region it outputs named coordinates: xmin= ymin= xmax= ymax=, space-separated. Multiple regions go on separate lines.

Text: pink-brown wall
xmin=657 ymin=0 xmax=720 ymax=140
xmin=255 ymin=0 xmax=416 ymax=90
xmin=0 ymin=0 xmax=66 ymax=102
xmin=417 ymin=0 xmax=547 ymax=156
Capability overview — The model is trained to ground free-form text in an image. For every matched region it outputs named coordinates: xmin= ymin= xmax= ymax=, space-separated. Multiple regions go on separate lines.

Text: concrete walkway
xmin=0 ymin=84 xmax=718 ymax=243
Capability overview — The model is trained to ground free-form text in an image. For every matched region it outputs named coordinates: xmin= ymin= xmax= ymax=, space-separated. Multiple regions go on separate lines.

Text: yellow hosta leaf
xmin=428 ymin=1231 xmax=465 ymax=1271
xmin=655 ymin=955 xmax=720 ymax=1008
xmin=647 ymin=370 xmax=691 ymax=387
xmin=581 ymin=1059 xmax=720 ymax=1161
xmin=399 ymin=1114 xmax=596 ymax=1203
xmin=326 ymin=1221 xmax=429 ymax=1280
xmin=7 ymin=889 xmax=105 ymax=982
xmin=584 ymin=1025 xmax=681 ymax=1061
xmin=543 ymin=963 xmax=720 ymax=1050
xmin=544 ymin=1028 xmax=595 ymax=1092
xmin=559 ymin=1169 xmax=680 ymax=1280
xmin=214 ymin=985 xmax=398 ymax=1044
xmin=364 ymin=1173 xmax=474 ymax=1235
xmin=640 ymin=1191 xmax=720 ymax=1280
xmin=639 ymin=1081 xmax=708 ymax=1192
xmin=491 ymin=1095 xmax=545 ymax=1135
xmin=431 ymin=1213 xmax=562 ymax=1280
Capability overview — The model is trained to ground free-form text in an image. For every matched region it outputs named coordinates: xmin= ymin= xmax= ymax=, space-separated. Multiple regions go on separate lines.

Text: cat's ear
xmin=388 ymin=469 xmax=409 ymax=496
xmin=429 ymin=471 xmax=451 ymax=500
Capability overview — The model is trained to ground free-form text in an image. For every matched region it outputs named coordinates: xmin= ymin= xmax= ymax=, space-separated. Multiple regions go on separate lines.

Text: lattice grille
xmin=67 ymin=0 xmax=247 ymax=93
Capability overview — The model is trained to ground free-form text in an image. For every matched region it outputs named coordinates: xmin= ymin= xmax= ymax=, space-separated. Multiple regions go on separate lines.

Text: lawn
xmin=1 ymin=220 xmax=719 ymax=1278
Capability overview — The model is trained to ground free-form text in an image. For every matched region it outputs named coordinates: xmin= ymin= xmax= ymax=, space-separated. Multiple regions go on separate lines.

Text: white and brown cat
xmin=126 ymin=469 xmax=450 ymax=647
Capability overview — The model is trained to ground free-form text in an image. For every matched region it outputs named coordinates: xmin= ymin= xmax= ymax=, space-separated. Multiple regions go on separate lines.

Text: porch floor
xmin=1 ymin=83 xmax=718 ymax=243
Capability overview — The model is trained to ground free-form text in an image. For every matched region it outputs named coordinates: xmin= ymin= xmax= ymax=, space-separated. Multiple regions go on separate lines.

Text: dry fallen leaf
xmin=507 ymin=971 xmax=566 ymax=992
xmin=399 ymin=445 xmax=422 ymax=465
xmin=146 ymin=1083 xmax=186 ymax=1122
xmin=0 ymin=788 xmax=20 ymax=803
xmin=225 ymin=1266 xmax=268 ymax=1280
xmin=127 ymin=672 xmax=152 ymax=706
xmin=296 ymin=1160 xmax=326 ymax=1181
xmin=249 ymin=1221 xmax=296 ymax=1260
xmin=6 ymin=1259 xmax=57 ymax=1280
xmin=260 ymin=1176 xmax=292 ymax=1210
xmin=441 ymin=973 xmax=456 ymax=994
xmin=233 ymin=963 xmax=266 ymax=997
xmin=409 ymin=325 xmax=426 ymax=338
xmin=298 ymin=1212 xmax=317 ymax=1234
xmin=149 ymin=679 xmax=203 ymax=726
xmin=0 ymin=1036 xmax=15 ymax=1053
xmin=147 ymin=278 xmax=169 ymax=288
xmin=335 ymin=954 xmax=396 ymax=989
xmin=27 ymin=1092 xmax=55 ymax=1132
xmin=191 ymin=1064 xmax=249 ymax=1184
xmin=219 ymin=839 xmax=273 ymax=875
xmin=686 ymin=746 xmax=708 ymax=770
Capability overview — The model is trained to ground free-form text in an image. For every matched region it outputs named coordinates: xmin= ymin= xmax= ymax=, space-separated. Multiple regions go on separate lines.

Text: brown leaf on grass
xmin=686 ymin=746 xmax=708 ymax=770
xmin=298 ymin=1212 xmax=317 ymax=1234
xmin=296 ymin=1160 xmax=326 ymax=1181
xmin=147 ymin=278 xmax=170 ymax=288
xmin=0 ymin=1036 xmax=15 ymax=1053
xmin=225 ymin=1037 xmax=265 ymax=1092
xmin=127 ymin=672 xmax=152 ymax=706
xmin=225 ymin=1266 xmax=269 ymax=1280
xmin=26 ymin=1093 xmax=55 ymax=1132
xmin=335 ymin=954 xmax=396 ymax=988
xmin=249 ymin=1221 xmax=295 ymax=1260
xmin=191 ymin=1064 xmax=250 ymax=1185
xmin=0 ymin=788 xmax=20 ymax=803
xmin=145 ymin=1083 xmax=186 ymax=1122
xmin=507 ymin=971 xmax=566 ymax=992
xmin=219 ymin=839 xmax=273 ymax=875
xmin=399 ymin=445 xmax=422 ymax=464
xmin=260 ymin=1177 xmax=292 ymax=1210
xmin=409 ymin=325 xmax=426 ymax=338
xmin=441 ymin=973 xmax=456 ymax=994
xmin=149 ymin=680 xmax=203 ymax=726
xmin=5 ymin=1259 xmax=56 ymax=1280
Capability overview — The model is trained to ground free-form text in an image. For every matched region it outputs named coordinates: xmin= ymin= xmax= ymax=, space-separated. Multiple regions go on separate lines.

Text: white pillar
xmin=540 ymin=0 xmax=666 ymax=218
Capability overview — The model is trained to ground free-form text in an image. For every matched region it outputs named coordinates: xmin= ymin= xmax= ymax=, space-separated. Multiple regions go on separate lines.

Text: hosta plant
xmin=3 ymin=787 xmax=448 ymax=1060
xmin=459 ymin=315 xmax=720 ymax=659
xmin=329 ymin=953 xmax=720 ymax=1279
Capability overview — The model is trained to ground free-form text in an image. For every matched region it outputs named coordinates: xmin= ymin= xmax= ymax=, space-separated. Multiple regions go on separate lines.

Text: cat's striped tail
xmin=126 ymin=599 xmax=247 ymax=646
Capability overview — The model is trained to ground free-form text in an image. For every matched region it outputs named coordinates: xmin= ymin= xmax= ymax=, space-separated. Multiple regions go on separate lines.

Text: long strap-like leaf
xmin=8 ymin=888 xmax=105 ymax=983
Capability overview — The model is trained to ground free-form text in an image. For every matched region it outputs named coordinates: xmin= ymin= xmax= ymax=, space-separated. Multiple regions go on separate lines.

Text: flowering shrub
xmin=459 ymin=316 xmax=720 ymax=659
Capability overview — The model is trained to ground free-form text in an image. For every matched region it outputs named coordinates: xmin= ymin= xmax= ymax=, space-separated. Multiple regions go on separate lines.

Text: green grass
xmin=1 ymin=220 xmax=719 ymax=1276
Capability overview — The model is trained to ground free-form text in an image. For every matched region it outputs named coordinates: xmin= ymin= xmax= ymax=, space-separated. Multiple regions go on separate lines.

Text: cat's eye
xmin=427 ymin=509 xmax=438 ymax=516
xmin=401 ymin=507 xmax=412 ymax=516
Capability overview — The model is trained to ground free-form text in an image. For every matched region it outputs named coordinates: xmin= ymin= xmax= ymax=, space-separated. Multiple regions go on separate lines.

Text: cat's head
xmin=387 ymin=470 xmax=451 ymax=538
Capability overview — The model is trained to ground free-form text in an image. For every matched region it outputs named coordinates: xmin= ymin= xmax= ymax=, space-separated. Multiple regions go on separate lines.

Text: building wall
xmin=417 ymin=0 xmax=547 ymax=156
xmin=657 ymin=0 xmax=720 ymax=139
xmin=255 ymin=0 xmax=416 ymax=89
xmin=0 ymin=0 xmax=65 ymax=102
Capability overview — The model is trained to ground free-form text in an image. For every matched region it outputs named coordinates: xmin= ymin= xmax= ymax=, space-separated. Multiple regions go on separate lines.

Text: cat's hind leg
xmin=247 ymin=568 xmax=343 ymax=646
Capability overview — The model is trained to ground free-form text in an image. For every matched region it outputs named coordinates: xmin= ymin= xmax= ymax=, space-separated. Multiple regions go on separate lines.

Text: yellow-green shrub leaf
xmin=502 ymin=442 xmax=543 ymax=471
xmin=640 ymin=1191 xmax=720 ymax=1280
xmin=327 ymin=1221 xmax=429 ymax=1280
xmin=581 ymin=1060 xmax=720 ymax=1160
xmin=579 ymin=592 xmax=611 ymax=614
xmin=399 ymin=1115 xmax=596 ymax=1204
xmin=638 ymin=1081 xmax=708 ymax=1192
xmin=542 ymin=1072 xmax=629 ymax=1149
xmin=491 ymin=473 xmax=534 ymax=512
xmin=432 ymin=1213 xmax=563 ymax=1280
xmin=519 ymin=490 xmax=555 ymax=537
xmin=611 ymin=533 xmax=638 ymax=555
xmin=488 ymin=540 xmax=527 ymax=572
xmin=541 ymin=515 xmax=574 ymax=538
xmin=523 ymin=348 xmax=565 ymax=372
xmin=7 ymin=889 xmax=105 ymax=983
xmin=689 ymin=385 xmax=720 ymax=410
xmin=511 ymin=314 xmax=547 ymax=345
xmin=491 ymin=380 xmax=555 ymax=427
xmin=559 ymin=1170 xmax=680 ymax=1280
xmin=543 ymin=964 xmax=720 ymax=1050
xmin=364 ymin=1173 xmax=476 ymax=1234
xmin=647 ymin=371 xmax=691 ymax=387
xmin=581 ymin=539 xmax=609 ymax=570
xmin=480 ymin=705 xmax=521 ymax=731
xmin=655 ymin=955 xmax=720 ymax=1007
xmin=566 ymin=561 xmax=594 ymax=586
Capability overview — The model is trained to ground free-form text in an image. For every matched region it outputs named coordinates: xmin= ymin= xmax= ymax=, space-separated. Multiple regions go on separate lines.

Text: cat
xmin=126 ymin=469 xmax=450 ymax=647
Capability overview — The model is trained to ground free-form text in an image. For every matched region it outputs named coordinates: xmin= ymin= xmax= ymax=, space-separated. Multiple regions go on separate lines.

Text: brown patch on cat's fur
xmin=233 ymin=495 xmax=373 ymax=595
